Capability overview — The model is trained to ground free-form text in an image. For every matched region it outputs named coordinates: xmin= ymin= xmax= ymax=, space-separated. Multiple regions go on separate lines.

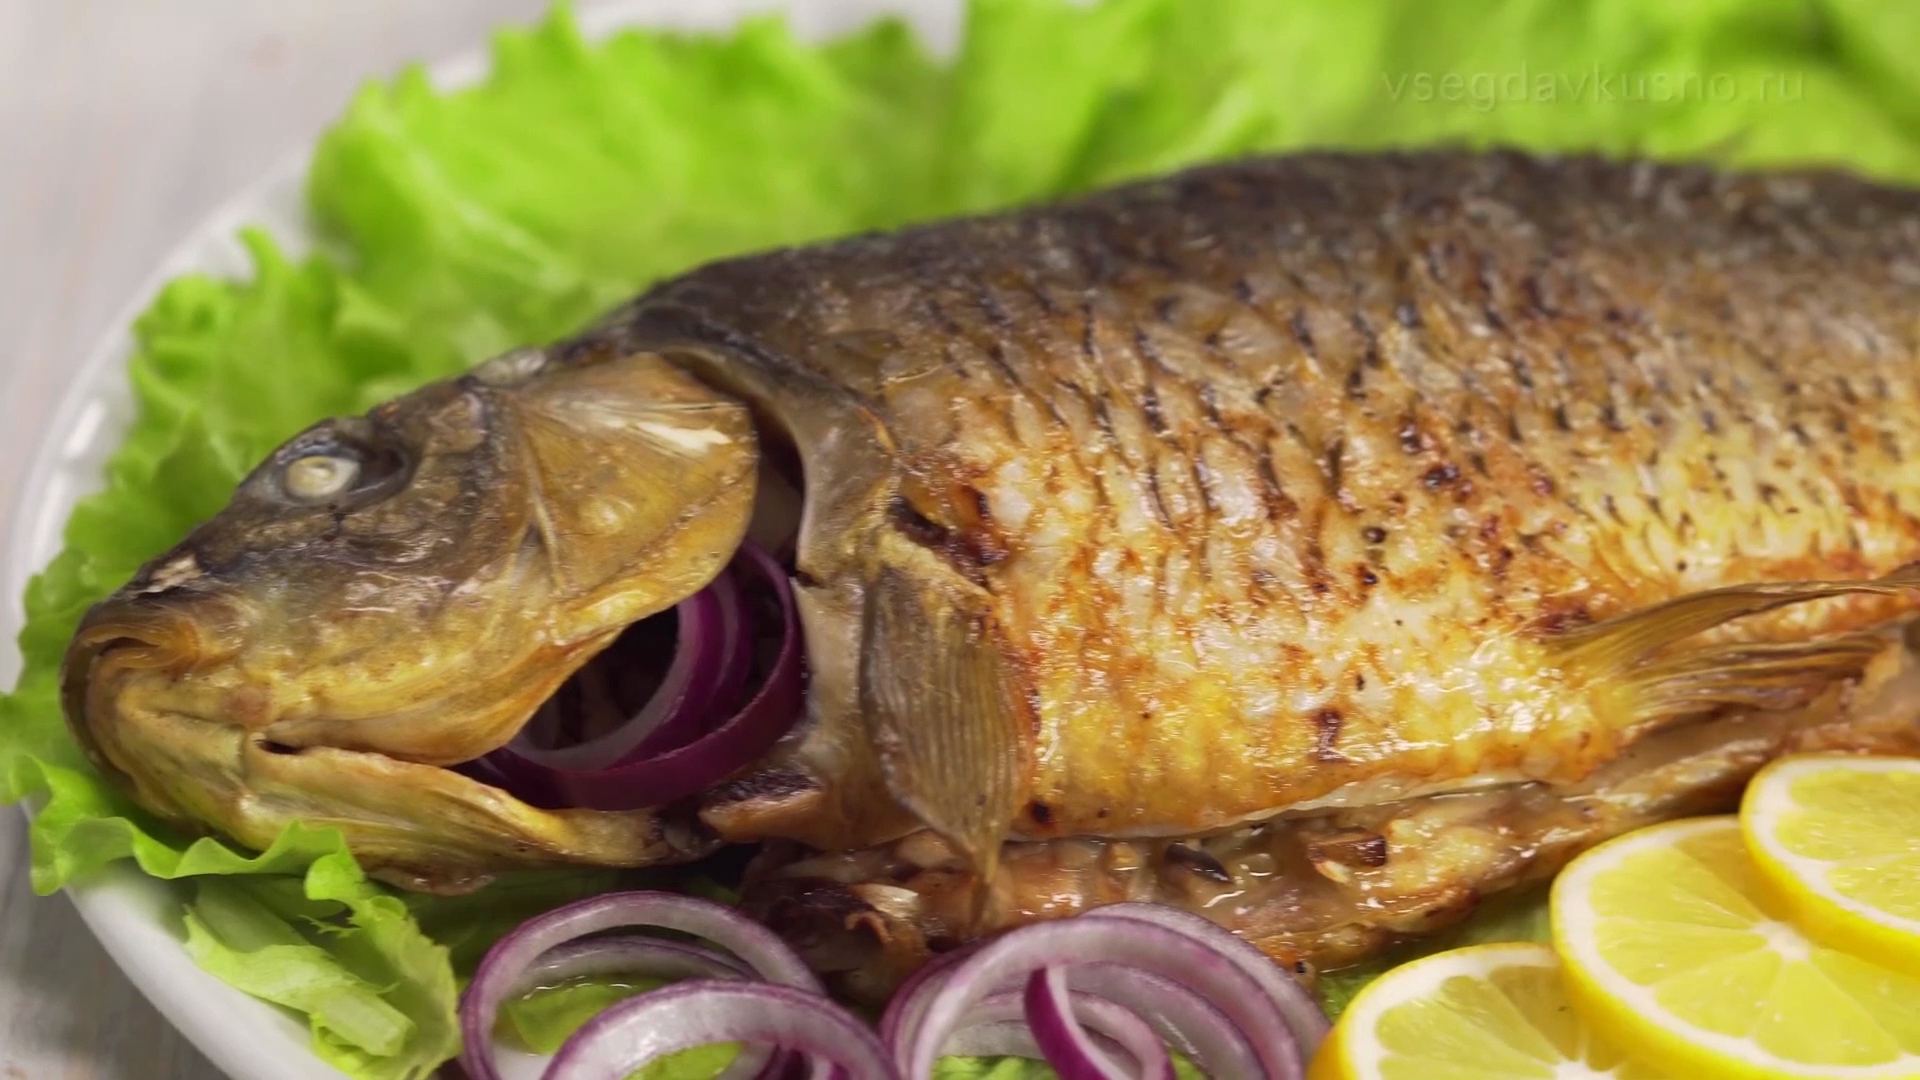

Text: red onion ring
xmin=487 ymin=541 xmax=805 ymax=810
xmin=888 ymin=919 xmax=1308 ymax=1080
xmin=544 ymin=981 xmax=896 ymax=1080
xmin=1026 ymin=967 xmax=1175 ymax=1080
xmin=506 ymin=569 xmax=747 ymax=772
xmin=1081 ymin=904 xmax=1328 ymax=1057
xmin=459 ymin=898 xmax=1323 ymax=1080
xmin=459 ymin=892 xmax=822 ymax=1080
xmin=1035 ymin=964 xmax=1263 ymax=1080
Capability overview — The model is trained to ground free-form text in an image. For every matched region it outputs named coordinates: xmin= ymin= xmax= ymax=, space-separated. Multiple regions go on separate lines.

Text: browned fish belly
xmin=746 ymin=637 xmax=1920 ymax=1001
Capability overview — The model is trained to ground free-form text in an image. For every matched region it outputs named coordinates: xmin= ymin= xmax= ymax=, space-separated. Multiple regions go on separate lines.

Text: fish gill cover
xmin=2 ymin=0 xmax=1918 ymax=1076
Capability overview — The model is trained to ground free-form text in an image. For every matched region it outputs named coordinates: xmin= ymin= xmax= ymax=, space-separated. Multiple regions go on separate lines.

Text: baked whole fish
xmin=60 ymin=150 xmax=1920 ymax=999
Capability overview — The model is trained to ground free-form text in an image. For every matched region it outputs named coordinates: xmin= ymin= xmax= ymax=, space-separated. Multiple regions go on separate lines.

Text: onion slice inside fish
xmin=482 ymin=541 xmax=804 ymax=810
xmin=460 ymin=897 xmax=1322 ymax=1080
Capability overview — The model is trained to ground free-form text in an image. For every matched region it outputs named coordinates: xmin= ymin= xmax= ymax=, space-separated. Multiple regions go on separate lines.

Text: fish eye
xmin=282 ymin=453 xmax=361 ymax=502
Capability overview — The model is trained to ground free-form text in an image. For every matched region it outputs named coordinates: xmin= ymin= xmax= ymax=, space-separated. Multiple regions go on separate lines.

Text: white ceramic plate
xmin=0 ymin=2 xmax=958 ymax=1077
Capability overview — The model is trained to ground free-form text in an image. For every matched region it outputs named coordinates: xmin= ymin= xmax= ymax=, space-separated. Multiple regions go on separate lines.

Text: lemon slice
xmin=1742 ymin=755 xmax=1920 ymax=978
xmin=1307 ymin=942 xmax=1664 ymax=1080
xmin=1552 ymin=815 xmax=1920 ymax=1079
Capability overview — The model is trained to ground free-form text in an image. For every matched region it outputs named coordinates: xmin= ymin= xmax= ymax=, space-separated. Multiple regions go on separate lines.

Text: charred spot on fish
xmin=1325 ymin=439 xmax=1346 ymax=496
xmin=259 ymin=739 xmax=301 ymax=756
xmin=1398 ymin=418 xmax=1424 ymax=454
xmin=1133 ymin=326 xmax=1177 ymax=375
xmin=1141 ymin=385 xmax=1169 ymax=435
xmin=1345 ymin=364 xmax=1367 ymax=399
xmin=1196 ymin=382 xmax=1225 ymax=427
xmin=1789 ymin=422 xmax=1812 ymax=447
xmin=1482 ymin=304 xmax=1508 ymax=334
xmin=1143 ymin=469 xmax=1176 ymax=529
xmin=1506 ymin=354 xmax=1535 ymax=390
xmin=1165 ymin=843 xmax=1234 ymax=884
xmin=1422 ymin=463 xmax=1460 ymax=489
xmin=1363 ymin=525 xmax=1387 ymax=545
xmin=1027 ymin=801 xmax=1054 ymax=827
xmin=1351 ymin=313 xmax=1385 ymax=369
xmin=1552 ymin=403 xmax=1572 ymax=431
xmin=1533 ymin=606 xmax=1593 ymax=635
xmin=1312 ymin=708 xmax=1344 ymax=762
xmin=1357 ymin=564 xmax=1379 ymax=587
xmin=1468 ymin=452 xmax=1490 ymax=478
xmin=1290 ymin=309 xmax=1316 ymax=355
xmin=1602 ymin=493 xmax=1625 ymax=525
xmin=1395 ymin=301 xmax=1422 ymax=329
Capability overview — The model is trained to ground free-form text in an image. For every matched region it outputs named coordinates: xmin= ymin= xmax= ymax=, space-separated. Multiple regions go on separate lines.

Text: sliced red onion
xmin=507 ymin=569 xmax=747 ymax=772
xmin=1081 ymin=904 xmax=1328 ymax=1057
xmin=487 ymin=541 xmax=805 ymax=811
xmin=890 ymin=919 xmax=1306 ymax=1080
xmin=1078 ymin=966 xmax=1262 ymax=1080
xmin=544 ymin=981 xmax=896 ymax=1080
xmin=925 ymin=987 xmax=1165 ymax=1075
xmin=460 ymin=892 xmax=823 ymax=1080
xmin=516 ymin=936 xmax=752 ymax=987
xmin=878 ymin=944 xmax=982 ymax=1050
xmin=1026 ymin=968 xmax=1175 ymax=1080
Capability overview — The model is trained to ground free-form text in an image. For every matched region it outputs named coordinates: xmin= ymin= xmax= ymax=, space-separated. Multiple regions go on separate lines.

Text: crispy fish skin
xmin=613 ymin=150 xmax=1920 ymax=855
xmin=63 ymin=149 xmax=1920 ymax=910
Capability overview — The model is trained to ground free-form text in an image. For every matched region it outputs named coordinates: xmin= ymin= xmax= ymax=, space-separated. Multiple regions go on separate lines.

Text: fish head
xmin=60 ymin=344 xmax=758 ymax=885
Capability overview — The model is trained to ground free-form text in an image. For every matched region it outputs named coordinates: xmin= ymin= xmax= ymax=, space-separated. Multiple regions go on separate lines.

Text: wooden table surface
xmin=0 ymin=4 xmax=592 ymax=1076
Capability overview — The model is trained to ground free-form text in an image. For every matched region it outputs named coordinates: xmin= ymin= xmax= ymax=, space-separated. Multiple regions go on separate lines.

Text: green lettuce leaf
xmin=6 ymin=1 xmax=1920 ymax=1078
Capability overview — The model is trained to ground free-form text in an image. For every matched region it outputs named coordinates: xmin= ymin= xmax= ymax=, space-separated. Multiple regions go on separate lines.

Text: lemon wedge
xmin=1307 ymin=942 xmax=1664 ymax=1080
xmin=1742 ymin=755 xmax=1920 ymax=979
xmin=1551 ymin=815 xmax=1920 ymax=1079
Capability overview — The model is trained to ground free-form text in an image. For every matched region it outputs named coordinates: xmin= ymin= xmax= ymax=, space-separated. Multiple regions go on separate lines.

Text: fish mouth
xmin=60 ymin=595 xmax=724 ymax=891
xmin=61 ymin=603 xmax=217 ymax=792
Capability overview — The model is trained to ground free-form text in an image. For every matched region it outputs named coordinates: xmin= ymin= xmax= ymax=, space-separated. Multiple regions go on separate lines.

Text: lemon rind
xmin=1743 ymin=756 xmax=1920 ymax=938
xmin=1553 ymin=816 xmax=1920 ymax=1080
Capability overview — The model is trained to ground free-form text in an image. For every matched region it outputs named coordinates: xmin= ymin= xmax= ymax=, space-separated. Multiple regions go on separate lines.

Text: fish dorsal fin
xmin=859 ymin=565 xmax=1024 ymax=912
xmin=1552 ymin=563 xmax=1920 ymax=734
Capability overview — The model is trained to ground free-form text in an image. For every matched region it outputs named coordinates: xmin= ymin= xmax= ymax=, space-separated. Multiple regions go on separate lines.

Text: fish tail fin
xmin=1554 ymin=562 xmax=1920 ymax=734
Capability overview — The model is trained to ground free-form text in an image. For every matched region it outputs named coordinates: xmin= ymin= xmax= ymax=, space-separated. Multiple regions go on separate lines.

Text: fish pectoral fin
xmin=1553 ymin=563 xmax=1920 ymax=734
xmin=1552 ymin=562 xmax=1920 ymax=675
xmin=858 ymin=564 xmax=1024 ymax=910
xmin=1597 ymin=632 xmax=1893 ymax=728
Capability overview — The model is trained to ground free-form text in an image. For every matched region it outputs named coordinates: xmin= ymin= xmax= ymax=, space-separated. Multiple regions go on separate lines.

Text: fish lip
xmin=59 ymin=599 xmax=213 ymax=784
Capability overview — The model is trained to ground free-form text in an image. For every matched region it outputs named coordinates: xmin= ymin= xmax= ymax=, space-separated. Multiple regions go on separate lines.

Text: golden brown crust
xmin=624 ymin=150 xmax=1920 ymax=840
